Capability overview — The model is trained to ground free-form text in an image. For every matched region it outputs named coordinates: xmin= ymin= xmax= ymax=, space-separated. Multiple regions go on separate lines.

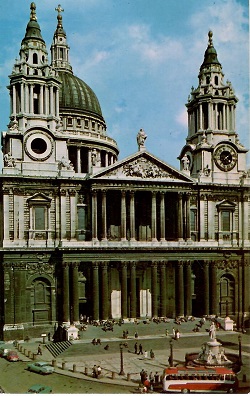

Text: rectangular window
xmin=221 ymin=211 xmax=230 ymax=232
xmin=34 ymin=206 xmax=45 ymax=230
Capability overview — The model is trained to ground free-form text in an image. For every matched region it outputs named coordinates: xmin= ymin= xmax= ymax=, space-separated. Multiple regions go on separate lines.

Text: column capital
xmin=71 ymin=262 xmax=80 ymax=269
xmin=152 ymin=261 xmax=158 ymax=268
xmin=177 ymin=260 xmax=184 ymax=268
xmin=121 ymin=261 xmax=128 ymax=269
xmin=62 ymin=261 xmax=70 ymax=269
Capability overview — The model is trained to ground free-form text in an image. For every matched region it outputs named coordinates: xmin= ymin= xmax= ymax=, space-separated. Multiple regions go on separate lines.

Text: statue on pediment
xmin=137 ymin=128 xmax=147 ymax=151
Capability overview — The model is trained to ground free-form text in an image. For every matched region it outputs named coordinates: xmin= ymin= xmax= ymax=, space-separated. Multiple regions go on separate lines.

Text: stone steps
xmin=45 ymin=341 xmax=72 ymax=358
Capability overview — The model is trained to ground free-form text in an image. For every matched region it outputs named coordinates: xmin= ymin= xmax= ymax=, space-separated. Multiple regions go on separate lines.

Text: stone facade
xmin=0 ymin=4 xmax=249 ymax=340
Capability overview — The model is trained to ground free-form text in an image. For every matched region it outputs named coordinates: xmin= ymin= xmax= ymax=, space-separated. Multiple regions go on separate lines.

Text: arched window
xmin=33 ymin=53 xmax=38 ymax=64
xmin=214 ymin=76 xmax=219 ymax=85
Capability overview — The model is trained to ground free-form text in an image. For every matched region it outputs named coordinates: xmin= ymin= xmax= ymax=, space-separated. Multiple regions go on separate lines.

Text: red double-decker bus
xmin=162 ymin=366 xmax=237 ymax=393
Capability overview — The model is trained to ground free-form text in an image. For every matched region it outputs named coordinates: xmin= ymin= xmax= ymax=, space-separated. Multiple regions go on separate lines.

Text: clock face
xmin=213 ymin=144 xmax=237 ymax=172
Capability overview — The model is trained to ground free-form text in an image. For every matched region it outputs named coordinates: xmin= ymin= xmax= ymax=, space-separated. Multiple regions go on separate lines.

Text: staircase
xmin=45 ymin=341 xmax=72 ymax=358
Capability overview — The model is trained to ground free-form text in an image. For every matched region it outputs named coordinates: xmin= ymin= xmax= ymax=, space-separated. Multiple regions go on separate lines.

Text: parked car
xmin=0 ymin=348 xmax=9 ymax=358
xmin=0 ymin=386 xmax=5 ymax=393
xmin=6 ymin=350 xmax=19 ymax=362
xmin=27 ymin=362 xmax=55 ymax=375
xmin=27 ymin=384 xmax=52 ymax=393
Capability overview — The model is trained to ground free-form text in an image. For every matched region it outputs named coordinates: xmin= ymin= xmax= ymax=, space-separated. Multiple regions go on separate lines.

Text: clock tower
xmin=179 ymin=31 xmax=248 ymax=184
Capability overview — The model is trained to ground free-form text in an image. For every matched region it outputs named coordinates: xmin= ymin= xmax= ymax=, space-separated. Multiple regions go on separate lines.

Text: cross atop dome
xmin=55 ymin=5 xmax=64 ymax=28
xmin=208 ymin=30 xmax=213 ymax=47
xmin=55 ymin=4 xmax=64 ymax=15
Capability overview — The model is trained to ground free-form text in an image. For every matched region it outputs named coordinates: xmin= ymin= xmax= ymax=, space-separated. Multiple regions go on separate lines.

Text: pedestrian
xmin=126 ymin=330 xmax=129 ymax=339
xmin=97 ymin=365 xmax=101 ymax=377
xmin=134 ymin=342 xmax=138 ymax=354
xmin=149 ymin=371 xmax=154 ymax=390
xmin=166 ymin=329 xmax=169 ymax=336
xmin=135 ymin=331 xmax=138 ymax=339
xmin=48 ymin=332 xmax=51 ymax=341
xmin=140 ymin=369 xmax=145 ymax=383
xmin=138 ymin=343 xmax=143 ymax=355
xmin=144 ymin=350 xmax=148 ymax=358
xmin=176 ymin=329 xmax=180 ymax=340
xmin=172 ymin=327 xmax=176 ymax=339
xmin=92 ymin=365 xmax=98 ymax=378
xmin=104 ymin=344 xmax=109 ymax=350
xmin=150 ymin=349 xmax=155 ymax=359
xmin=123 ymin=330 xmax=126 ymax=339
xmin=37 ymin=344 xmax=42 ymax=355
xmin=154 ymin=371 xmax=159 ymax=384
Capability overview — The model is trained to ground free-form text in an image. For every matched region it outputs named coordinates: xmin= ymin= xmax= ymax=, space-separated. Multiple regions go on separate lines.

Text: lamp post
xmin=169 ymin=338 xmax=173 ymax=367
xmin=119 ymin=343 xmax=125 ymax=375
xmin=238 ymin=334 xmax=242 ymax=366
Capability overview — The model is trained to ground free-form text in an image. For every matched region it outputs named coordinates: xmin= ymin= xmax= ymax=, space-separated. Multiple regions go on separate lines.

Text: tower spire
xmin=51 ymin=4 xmax=72 ymax=72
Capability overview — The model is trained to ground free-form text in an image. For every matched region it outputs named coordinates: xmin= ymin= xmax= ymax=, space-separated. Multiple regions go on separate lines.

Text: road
xmin=0 ymin=359 xmax=131 ymax=394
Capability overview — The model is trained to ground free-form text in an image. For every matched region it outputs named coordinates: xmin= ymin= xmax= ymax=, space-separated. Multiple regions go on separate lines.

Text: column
xmin=20 ymin=82 xmax=25 ymax=113
xmin=160 ymin=262 xmax=167 ymax=317
xmin=101 ymin=262 xmax=108 ymax=319
xmin=214 ymin=103 xmax=218 ymax=129
xmin=222 ymin=104 xmax=226 ymax=130
xmin=130 ymin=262 xmax=136 ymax=318
xmin=199 ymin=103 xmax=203 ymax=130
xmin=55 ymin=87 xmax=59 ymax=117
xmin=14 ymin=265 xmax=26 ymax=324
xmin=208 ymin=101 xmax=213 ymax=130
xmin=25 ymin=84 xmax=29 ymax=113
xmin=185 ymin=261 xmax=192 ymax=316
xmin=151 ymin=262 xmax=158 ymax=317
xmin=211 ymin=261 xmax=218 ymax=315
xmin=60 ymin=189 xmax=67 ymax=239
xmin=178 ymin=193 xmax=183 ymax=240
xmin=39 ymin=84 xmax=44 ymax=114
xmin=238 ymin=261 xmax=242 ymax=328
xmin=3 ymin=189 xmax=10 ymax=241
xmin=199 ymin=195 xmax=205 ymax=240
xmin=45 ymin=86 xmax=49 ymax=115
xmin=207 ymin=197 xmax=215 ymax=240
xmin=243 ymin=259 xmax=250 ymax=319
xmin=62 ymin=262 xmax=70 ymax=323
xmin=160 ymin=192 xmax=165 ymax=241
xmin=186 ymin=194 xmax=191 ymax=240
xmin=91 ymin=190 xmax=98 ymax=241
xmin=101 ymin=190 xmax=107 ymax=240
xmin=129 ymin=191 xmax=136 ymax=241
xmin=71 ymin=262 xmax=79 ymax=323
xmin=92 ymin=262 xmax=99 ymax=320
xmin=77 ymin=147 xmax=81 ymax=173
xmin=203 ymin=261 xmax=210 ymax=315
xmin=177 ymin=261 xmax=184 ymax=316
xmin=69 ymin=190 xmax=76 ymax=240
xmin=12 ymin=85 xmax=17 ymax=117
xmin=121 ymin=262 xmax=128 ymax=319
xmin=121 ymin=190 xmax=127 ymax=241
xmin=29 ymin=84 xmax=34 ymax=114
xmin=49 ymin=85 xmax=54 ymax=115
xmin=151 ymin=191 xmax=157 ymax=241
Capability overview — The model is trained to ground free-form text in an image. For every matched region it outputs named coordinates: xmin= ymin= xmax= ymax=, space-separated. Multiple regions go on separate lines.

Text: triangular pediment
xmin=27 ymin=193 xmax=52 ymax=205
xmin=90 ymin=151 xmax=194 ymax=183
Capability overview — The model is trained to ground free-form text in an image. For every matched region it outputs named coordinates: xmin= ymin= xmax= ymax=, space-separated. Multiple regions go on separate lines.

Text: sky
xmin=0 ymin=0 xmax=249 ymax=169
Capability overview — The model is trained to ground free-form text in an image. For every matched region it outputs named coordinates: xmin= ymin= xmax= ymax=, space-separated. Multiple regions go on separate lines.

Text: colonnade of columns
xmin=10 ymin=82 xmax=60 ymax=118
xmin=91 ymin=189 xmax=191 ymax=242
xmin=71 ymin=147 xmax=116 ymax=173
xmin=188 ymin=101 xmax=236 ymax=135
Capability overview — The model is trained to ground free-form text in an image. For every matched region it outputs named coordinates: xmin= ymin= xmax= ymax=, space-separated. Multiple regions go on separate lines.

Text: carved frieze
xmin=216 ymin=260 xmax=238 ymax=270
xmin=27 ymin=262 xmax=54 ymax=276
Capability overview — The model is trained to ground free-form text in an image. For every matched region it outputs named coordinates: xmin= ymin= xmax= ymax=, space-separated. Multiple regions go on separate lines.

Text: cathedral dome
xmin=58 ymin=71 xmax=103 ymax=117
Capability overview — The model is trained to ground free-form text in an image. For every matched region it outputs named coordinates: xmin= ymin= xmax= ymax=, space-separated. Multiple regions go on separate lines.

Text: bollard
xmin=23 ymin=349 xmax=26 ymax=356
xmin=112 ymin=372 xmax=116 ymax=380
xmin=52 ymin=359 xmax=56 ymax=367
xmin=243 ymin=374 xmax=247 ymax=382
xmin=127 ymin=373 xmax=131 ymax=381
xmin=28 ymin=351 xmax=32 ymax=358
xmin=85 ymin=367 xmax=88 ymax=376
xmin=33 ymin=353 xmax=37 ymax=360
xmin=73 ymin=364 xmax=76 ymax=372
xmin=20 ymin=346 xmax=23 ymax=353
xmin=62 ymin=362 xmax=66 ymax=370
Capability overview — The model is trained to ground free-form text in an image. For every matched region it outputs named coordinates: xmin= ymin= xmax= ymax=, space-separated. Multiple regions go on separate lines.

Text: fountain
xmin=185 ymin=321 xmax=241 ymax=373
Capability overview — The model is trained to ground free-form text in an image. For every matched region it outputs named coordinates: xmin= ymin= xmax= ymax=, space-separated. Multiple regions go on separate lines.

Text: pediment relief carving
xmin=103 ymin=157 xmax=178 ymax=180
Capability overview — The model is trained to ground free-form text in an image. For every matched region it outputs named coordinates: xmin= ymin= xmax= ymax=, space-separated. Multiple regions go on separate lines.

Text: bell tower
xmin=2 ymin=2 xmax=71 ymax=176
xmin=179 ymin=31 xmax=248 ymax=184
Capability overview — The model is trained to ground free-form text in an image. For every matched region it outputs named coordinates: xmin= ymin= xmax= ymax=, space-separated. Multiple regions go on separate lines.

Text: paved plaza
xmin=8 ymin=318 xmax=250 ymax=393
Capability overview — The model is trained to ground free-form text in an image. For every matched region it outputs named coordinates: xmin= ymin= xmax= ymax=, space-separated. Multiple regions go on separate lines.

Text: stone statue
xmin=59 ymin=156 xmax=73 ymax=170
xmin=4 ymin=152 xmax=16 ymax=167
xmin=209 ymin=322 xmax=216 ymax=340
xmin=181 ymin=154 xmax=190 ymax=171
xmin=137 ymin=128 xmax=147 ymax=150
